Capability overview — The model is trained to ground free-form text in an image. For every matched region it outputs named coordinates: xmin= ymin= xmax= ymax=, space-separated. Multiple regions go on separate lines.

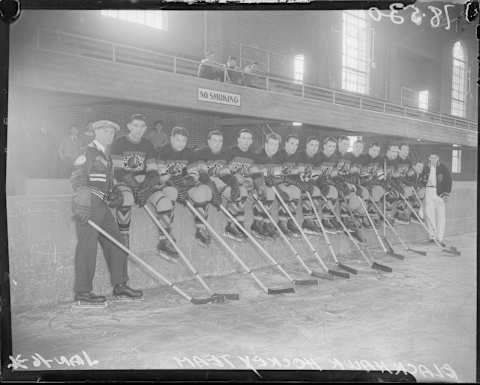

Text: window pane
xmin=101 ymin=10 xmax=167 ymax=30
xmin=342 ymin=11 xmax=370 ymax=94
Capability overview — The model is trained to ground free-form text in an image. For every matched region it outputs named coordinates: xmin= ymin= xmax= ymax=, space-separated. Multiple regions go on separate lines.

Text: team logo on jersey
xmin=166 ymin=160 xmax=188 ymax=176
xmin=122 ymin=152 xmax=146 ymax=172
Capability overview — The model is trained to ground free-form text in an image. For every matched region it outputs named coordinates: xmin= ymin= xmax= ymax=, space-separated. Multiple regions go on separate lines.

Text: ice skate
xmin=72 ymin=292 xmax=108 ymax=309
xmin=224 ymin=222 xmax=247 ymax=242
xmin=302 ymin=218 xmax=322 ymax=235
xmin=156 ymin=238 xmax=180 ymax=262
xmin=287 ymin=219 xmax=302 ymax=238
xmin=277 ymin=220 xmax=293 ymax=237
xmin=112 ymin=283 xmax=144 ymax=302
xmin=195 ymin=226 xmax=212 ymax=247
xmin=250 ymin=219 xmax=267 ymax=240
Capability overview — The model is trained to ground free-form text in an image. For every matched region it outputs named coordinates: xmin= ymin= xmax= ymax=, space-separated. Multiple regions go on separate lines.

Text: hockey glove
xmin=107 ymin=187 xmax=124 ymax=209
xmin=122 ymin=173 xmax=141 ymax=193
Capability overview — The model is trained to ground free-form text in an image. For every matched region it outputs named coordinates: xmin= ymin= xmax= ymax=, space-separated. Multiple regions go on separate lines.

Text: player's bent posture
xmin=277 ymin=134 xmax=302 ymax=238
xmin=193 ymin=129 xmax=247 ymax=242
xmin=158 ymin=126 xmax=213 ymax=247
xmin=296 ymin=136 xmax=324 ymax=234
xmin=250 ymin=132 xmax=284 ymax=239
xmin=71 ymin=120 xmax=143 ymax=307
xmin=394 ymin=143 xmax=415 ymax=224
xmin=361 ymin=142 xmax=386 ymax=227
xmin=110 ymin=114 xmax=166 ymax=250
xmin=225 ymin=129 xmax=258 ymax=238
xmin=384 ymin=144 xmax=401 ymax=224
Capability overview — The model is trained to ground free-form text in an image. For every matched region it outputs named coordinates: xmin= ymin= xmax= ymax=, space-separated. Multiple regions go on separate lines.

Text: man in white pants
xmin=423 ymin=154 xmax=452 ymax=246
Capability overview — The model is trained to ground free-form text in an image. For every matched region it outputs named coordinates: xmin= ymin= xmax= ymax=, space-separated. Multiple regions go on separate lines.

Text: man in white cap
xmin=423 ymin=153 xmax=452 ymax=246
xmin=71 ymin=120 xmax=143 ymax=307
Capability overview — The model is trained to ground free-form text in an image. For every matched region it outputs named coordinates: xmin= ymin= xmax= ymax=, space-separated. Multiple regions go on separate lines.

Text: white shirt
xmin=427 ymin=165 xmax=437 ymax=187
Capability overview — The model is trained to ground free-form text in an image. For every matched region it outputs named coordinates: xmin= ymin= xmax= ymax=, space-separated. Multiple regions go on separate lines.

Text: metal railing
xmin=34 ymin=29 xmax=477 ymax=133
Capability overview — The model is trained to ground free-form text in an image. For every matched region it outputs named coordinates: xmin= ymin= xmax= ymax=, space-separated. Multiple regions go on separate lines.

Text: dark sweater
xmin=420 ymin=163 xmax=452 ymax=196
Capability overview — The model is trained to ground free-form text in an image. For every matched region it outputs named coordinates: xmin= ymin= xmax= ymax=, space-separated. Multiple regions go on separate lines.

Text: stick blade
xmin=293 ymin=279 xmax=319 ymax=286
xmin=328 ymin=269 xmax=350 ymax=279
xmin=387 ymin=251 xmax=405 ymax=260
xmin=221 ymin=293 xmax=240 ymax=301
xmin=267 ymin=287 xmax=295 ymax=295
xmin=371 ymin=262 xmax=393 ymax=273
xmin=337 ymin=262 xmax=358 ymax=275
xmin=442 ymin=248 xmax=461 ymax=256
xmin=190 ymin=297 xmax=214 ymax=305
xmin=408 ymin=248 xmax=427 ymax=256
xmin=310 ymin=271 xmax=333 ymax=280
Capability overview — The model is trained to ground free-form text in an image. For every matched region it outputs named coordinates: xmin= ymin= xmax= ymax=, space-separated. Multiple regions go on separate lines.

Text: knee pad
xmin=152 ymin=195 xmax=174 ymax=213
xmin=281 ymin=185 xmax=301 ymax=200
xmin=311 ymin=185 xmax=321 ymax=198
xmin=326 ymin=185 xmax=338 ymax=201
xmin=188 ymin=184 xmax=213 ymax=204
xmin=265 ymin=186 xmax=275 ymax=201
xmin=162 ymin=186 xmax=178 ymax=202
xmin=371 ymin=185 xmax=385 ymax=202
xmin=115 ymin=184 xmax=135 ymax=207
xmin=348 ymin=195 xmax=363 ymax=213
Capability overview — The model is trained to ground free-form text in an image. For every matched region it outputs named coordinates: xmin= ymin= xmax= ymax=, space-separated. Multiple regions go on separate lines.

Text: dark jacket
xmin=420 ymin=162 xmax=452 ymax=196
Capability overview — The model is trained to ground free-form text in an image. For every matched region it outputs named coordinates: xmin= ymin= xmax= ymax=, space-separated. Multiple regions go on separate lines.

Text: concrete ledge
xmin=7 ymin=180 xmax=476 ymax=308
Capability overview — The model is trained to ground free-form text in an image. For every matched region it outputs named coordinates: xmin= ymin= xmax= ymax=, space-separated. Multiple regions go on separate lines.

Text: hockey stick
xmin=88 ymin=220 xmax=213 ymax=305
xmin=251 ymin=193 xmax=320 ymax=285
xmin=368 ymin=197 xmax=427 ymax=256
xmin=187 ymin=201 xmax=291 ymax=295
xmin=272 ymin=186 xmax=349 ymax=279
xmin=306 ymin=192 xmax=358 ymax=275
xmin=144 ymin=205 xmax=238 ymax=301
xmin=358 ymin=199 xmax=405 ymax=260
xmin=317 ymin=192 xmax=392 ymax=273
xmin=219 ymin=204 xmax=295 ymax=294
xmin=399 ymin=193 xmax=460 ymax=256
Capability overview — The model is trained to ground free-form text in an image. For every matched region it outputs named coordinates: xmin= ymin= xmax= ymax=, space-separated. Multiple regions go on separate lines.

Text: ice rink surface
xmin=11 ymin=232 xmax=476 ymax=382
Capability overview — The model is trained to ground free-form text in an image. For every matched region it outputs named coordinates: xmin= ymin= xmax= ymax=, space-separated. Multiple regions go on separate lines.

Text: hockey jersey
xmin=192 ymin=147 xmax=229 ymax=177
xmin=110 ymin=136 xmax=157 ymax=180
xmin=363 ymin=154 xmax=385 ymax=183
xmin=157 ymin=145 xmax=195 ymax=177
xmin=226 ymin=145 xmax=257 ymax=177
xmin=254 ymin=149 xmax=283 ymax=176
xmin=335 ymin=151 xmax=351 ymax=176
xmin=315 ymin=152 xmax=338 ymax=178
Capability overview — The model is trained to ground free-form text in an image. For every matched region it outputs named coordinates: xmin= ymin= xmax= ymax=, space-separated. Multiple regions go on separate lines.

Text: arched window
xmin=451 ymin=41 xmax=466 ymax=117
xmin=342 ymin=10 xmax=371 ymax=94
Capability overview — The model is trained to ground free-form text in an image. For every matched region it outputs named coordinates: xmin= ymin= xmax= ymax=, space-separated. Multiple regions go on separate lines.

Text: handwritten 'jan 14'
xmin=8 ymin=351 xmax=99 ymax=370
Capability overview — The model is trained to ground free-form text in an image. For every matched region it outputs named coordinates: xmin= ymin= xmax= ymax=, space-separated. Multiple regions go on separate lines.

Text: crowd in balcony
xmin=197 ymin=51 xmax=266 ymax=89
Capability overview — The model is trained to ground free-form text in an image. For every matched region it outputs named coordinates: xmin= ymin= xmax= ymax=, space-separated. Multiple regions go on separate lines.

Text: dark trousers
xmin=74 ymin=196 xmax=129 ymax=293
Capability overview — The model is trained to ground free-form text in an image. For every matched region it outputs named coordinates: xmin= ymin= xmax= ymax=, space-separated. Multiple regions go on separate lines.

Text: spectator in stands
xmin=243 ymin=61 xmax=265 ymax=89
xmin=58 ymin=125 xmax=82 ymax=177
xmin=225 ymin=56 xmax=243 ymax=85
xmin=197 ymin=51 xmax=225 ymax=82
xmin=145 ymin=119 xmax=168 ymax=149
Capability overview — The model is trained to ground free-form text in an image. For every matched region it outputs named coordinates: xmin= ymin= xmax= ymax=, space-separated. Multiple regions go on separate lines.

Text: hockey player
xmin=346 ymin=139 xmax=372 ymax=228
xmin=394 ymin=143 xmax=416 ymax=224
xmin=250 ymin=132 xmax=285 ymax=239
xmin=383 ymin=143 xmax=401 ymax=224
xmin=158 ymin=126 xmax=214 ymax=247
xmin=314 ymin=136 xmax=341 ymax=234
xmin=71 ymin=120 xmax=143 ymax=306
xmin=111 ymin=114 xmax=167 ymax=248
xmin=225 ymin=128 xmax=259 ymax=237
xmin=361 ymin=142 xmax=385 ymax=227
xmin=276 ymin=134 xmax=302 ymax=238
xmin=192 ymin=129 xmax=247 ymax=242
xmin=295 ymin=136 xmax=324 ymax=234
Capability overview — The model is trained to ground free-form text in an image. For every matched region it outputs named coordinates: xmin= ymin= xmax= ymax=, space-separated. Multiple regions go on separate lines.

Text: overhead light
xmin=292 ymin=122 xmax=302 ymax=127
xmin=417 ymin=138 xmax=422 ymax=141
xmin=453 ymin=144 xmax=461 ymax=147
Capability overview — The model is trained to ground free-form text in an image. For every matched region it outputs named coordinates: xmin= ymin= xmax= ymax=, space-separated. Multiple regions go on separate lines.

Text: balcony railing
xmin=33 ymin=28 xmax=477 ymax=133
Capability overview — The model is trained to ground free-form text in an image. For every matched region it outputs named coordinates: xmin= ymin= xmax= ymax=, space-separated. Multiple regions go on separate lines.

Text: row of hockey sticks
xmin=311 ymin=189 xmax=393 ymax=272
